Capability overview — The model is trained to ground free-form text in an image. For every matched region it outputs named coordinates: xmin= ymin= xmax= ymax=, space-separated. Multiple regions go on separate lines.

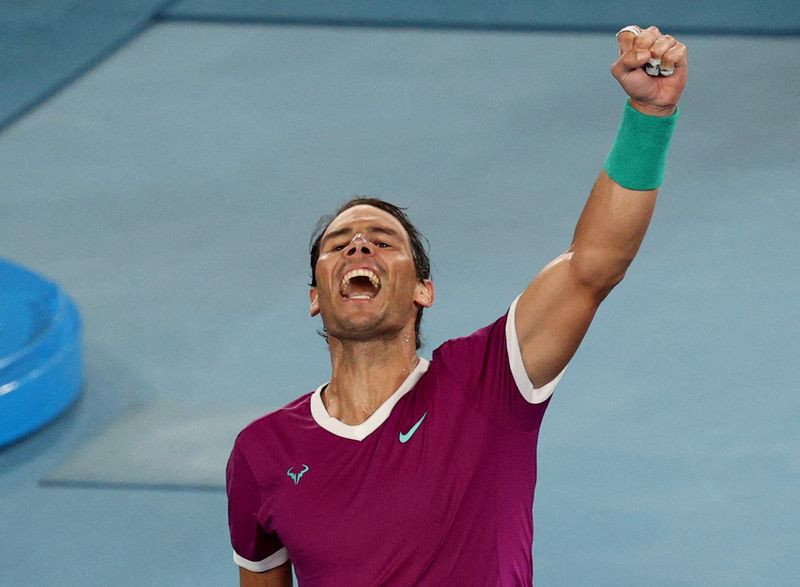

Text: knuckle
xmin=635 ymin=33 xmax=655 ymax=47
xmin=623 ymin=50 xmax=639 ymax=64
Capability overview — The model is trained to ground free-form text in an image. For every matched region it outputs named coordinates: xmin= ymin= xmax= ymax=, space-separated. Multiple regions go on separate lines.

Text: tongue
xmin=344 ymin=276 xmax=378 ymax=298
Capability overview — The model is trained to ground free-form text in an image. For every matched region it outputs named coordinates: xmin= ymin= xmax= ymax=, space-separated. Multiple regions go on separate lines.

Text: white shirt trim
xmin=233 ymin=547 xmax=289 ymax=572
xmin=506 ymin=295 xmax=565 ymax=404
xmin=310 ymin=358 xmax=430 ymax=441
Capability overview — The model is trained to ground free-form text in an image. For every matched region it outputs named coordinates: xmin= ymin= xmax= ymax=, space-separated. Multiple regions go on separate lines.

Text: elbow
xmin=569 ymin=247 xmax=633 ymax=295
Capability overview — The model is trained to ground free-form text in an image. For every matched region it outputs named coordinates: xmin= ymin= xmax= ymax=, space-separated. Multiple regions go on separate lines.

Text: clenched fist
xmin=611 ymin=25 xmax=688 ymax=117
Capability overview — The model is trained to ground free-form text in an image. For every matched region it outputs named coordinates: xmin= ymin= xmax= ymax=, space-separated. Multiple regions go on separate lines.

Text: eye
xmin=376 ymin=242 xmax=390 ymax=248
xmin=332 ymin=243 xmax=346 ymax=251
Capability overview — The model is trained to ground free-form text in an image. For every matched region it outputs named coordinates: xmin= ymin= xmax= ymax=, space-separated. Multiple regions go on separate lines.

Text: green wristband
xmin=604 ymin=100 xmax=679 ymax=191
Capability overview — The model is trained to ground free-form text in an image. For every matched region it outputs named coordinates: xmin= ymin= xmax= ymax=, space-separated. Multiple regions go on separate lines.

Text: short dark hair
xmin=309 ymin=196 xmax=431 ymax=349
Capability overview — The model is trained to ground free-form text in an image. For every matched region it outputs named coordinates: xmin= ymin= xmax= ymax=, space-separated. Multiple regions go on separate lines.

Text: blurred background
xmin=1 ymin=1 xmax=799 ymax=585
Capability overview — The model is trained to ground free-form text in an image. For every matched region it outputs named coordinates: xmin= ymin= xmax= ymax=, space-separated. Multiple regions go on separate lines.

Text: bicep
xmin=515 ymin=251 xmax=607 ymax=387
xmin=240 ymin=561 xmax=293 ymax=587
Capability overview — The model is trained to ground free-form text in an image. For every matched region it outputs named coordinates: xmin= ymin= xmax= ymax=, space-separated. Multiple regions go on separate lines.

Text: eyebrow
xmin=321 ymin=225 xmax=403 ymax=247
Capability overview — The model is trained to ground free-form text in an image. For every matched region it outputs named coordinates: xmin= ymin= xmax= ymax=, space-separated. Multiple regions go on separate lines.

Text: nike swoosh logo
xmin=399 ymin=411 xmax=427 ymax=443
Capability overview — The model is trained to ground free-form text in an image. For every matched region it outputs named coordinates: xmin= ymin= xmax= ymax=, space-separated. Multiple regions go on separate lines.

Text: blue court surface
xmin=1 ymin=6 xmax=799 ymax=587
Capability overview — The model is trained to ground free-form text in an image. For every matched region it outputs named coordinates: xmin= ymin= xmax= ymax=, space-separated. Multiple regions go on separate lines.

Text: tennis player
xmin=227 ymin=25 xmax=687 ymax=586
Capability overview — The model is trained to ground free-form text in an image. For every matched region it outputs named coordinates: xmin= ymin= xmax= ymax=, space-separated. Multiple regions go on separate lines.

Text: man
xmin=227 ymin=25 xmax=687 ymax=586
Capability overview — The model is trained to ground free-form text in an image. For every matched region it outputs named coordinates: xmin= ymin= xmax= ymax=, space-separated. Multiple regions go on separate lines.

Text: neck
xmin=323 ymin=333 xmax=419 ymax=425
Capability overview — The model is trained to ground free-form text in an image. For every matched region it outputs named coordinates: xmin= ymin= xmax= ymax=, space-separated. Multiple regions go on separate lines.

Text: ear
xmin=309 ymin=287 xmax=320 ymax=316
xmin=414 ymin=279 xmax=435 ymax=309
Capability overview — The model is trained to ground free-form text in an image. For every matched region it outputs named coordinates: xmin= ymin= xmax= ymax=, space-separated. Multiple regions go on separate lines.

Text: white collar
xmin=309 ymin=358 xmax=430 ymax=441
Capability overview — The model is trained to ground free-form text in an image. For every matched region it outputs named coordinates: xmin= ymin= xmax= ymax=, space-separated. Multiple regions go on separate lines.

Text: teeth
xmin=340 ymin=268 xmax=381 ymax=295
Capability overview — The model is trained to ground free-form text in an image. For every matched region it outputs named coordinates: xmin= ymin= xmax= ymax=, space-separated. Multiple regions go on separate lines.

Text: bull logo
xmin=287 ymin=464 xmax=310 ymax=485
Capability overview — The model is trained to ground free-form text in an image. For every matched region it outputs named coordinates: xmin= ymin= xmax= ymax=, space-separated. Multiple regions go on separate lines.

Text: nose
xmin=345 ymin=232 xmax=373 ymax=257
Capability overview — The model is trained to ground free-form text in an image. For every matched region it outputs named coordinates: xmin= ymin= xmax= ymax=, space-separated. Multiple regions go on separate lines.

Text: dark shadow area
xmin=0 ymin=0 xmax=174 ymax=132
xmin=161 ymin=0 xmax=800 ymax=36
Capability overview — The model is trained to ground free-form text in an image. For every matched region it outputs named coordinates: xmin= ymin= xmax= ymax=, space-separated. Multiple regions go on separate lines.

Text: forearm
xmin=569 ymin=96 xmax=679 ymax=289
xmin=569 ymin=170 xmax=657 ymax=290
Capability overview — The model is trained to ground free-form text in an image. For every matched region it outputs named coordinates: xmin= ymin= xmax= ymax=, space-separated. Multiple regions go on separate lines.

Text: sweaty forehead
xmin=323 ymin=205 xmax=410 ymax=242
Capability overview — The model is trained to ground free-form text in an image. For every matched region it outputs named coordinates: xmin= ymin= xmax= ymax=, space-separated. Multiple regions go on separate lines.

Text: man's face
xmin=310 ymin=205 xmax=434 ymax=344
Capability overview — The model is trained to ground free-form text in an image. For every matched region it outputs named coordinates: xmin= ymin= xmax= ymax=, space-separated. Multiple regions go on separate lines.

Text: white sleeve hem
xmin=506 ymin=295 xmax=566 ymax=404
xmin=233 ymin=547 xmax=289 ymax=572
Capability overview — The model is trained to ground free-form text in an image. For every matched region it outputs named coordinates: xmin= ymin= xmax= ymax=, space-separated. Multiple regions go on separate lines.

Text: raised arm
xmin=515 ymin=25 xmax=688 ymax=388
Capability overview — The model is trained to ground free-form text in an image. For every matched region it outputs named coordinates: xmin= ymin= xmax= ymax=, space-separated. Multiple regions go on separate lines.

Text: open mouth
xmin=339 ymin=268 xmax=381 ymax=300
